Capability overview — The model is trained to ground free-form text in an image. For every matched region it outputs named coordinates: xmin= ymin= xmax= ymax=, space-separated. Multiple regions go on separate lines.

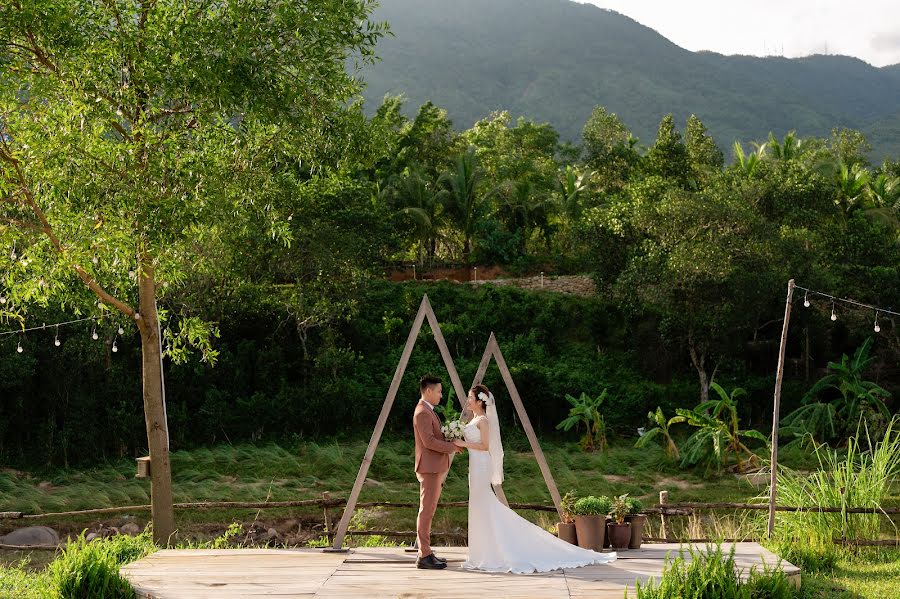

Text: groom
xmin=413 ymin=374 xmax=462 ymax=570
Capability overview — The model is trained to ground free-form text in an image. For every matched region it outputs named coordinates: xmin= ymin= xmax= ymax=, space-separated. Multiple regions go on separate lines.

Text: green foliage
xmin=560 ymin=490 xmax=578 ymax=523
xmin=626 ymin=496 xmax=644 ymax=516
xmin=572 ymin=495 xmax=612 ymax=517
xmin=635 ymin=407 xmax=680 ymax=460
xmin=782 ymin=338 xmax=892 ymax=444
xmin=44 ymin=530 xmax=156 ymax=599
xmin=766 ymin=416 xmax=900 ymax=552
xmin=670 ymin=383 xmax=768 ymax=473
xmin=633 ymin=543 xmax=800 ymax=599
xmin=610 ymin=494 xmax=630 ymax=524
xmin=556 ymin=390 xmax=609 ymax=452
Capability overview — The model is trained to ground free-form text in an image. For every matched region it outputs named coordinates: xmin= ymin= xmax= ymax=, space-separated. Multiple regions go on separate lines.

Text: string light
xmin=0 ymin=295 xmax=6 ymax=304
xmin=91 ymin=326 xmax=99 ymax=340
xmin=54 ymin=325 xmax=61 ymax=347
xmin=794 ymin=285 xmax=899 ymax=329
xmin=112 ymin=336 xmax=118 ymax=353
xmin=16 ymin=339 xmax=23 ymax=353
xmin=117 ymin=326 xmax=124 ymax=335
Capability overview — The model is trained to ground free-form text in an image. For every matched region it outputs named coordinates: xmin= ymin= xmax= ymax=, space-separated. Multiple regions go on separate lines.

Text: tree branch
xmin=3 ymin=152 xmax=136 ymax=318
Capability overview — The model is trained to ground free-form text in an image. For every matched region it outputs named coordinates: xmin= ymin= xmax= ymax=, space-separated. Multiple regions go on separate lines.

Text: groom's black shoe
xmin=433 ymin=555 xmax=447 ymax=564
xmin=416 ymin=554 xmax=447 ymax=569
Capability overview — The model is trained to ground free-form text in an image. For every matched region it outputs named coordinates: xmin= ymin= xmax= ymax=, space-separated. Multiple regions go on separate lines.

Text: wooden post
xmin=329 ymin=295 xmax=466 ymax=551
xmin=322 ymin=492 xmax=333 ymax=542
xmin=659 ymin=490 xmax=673 ymax=541
xmin=768 ymin=279 xmax=795 ymax=538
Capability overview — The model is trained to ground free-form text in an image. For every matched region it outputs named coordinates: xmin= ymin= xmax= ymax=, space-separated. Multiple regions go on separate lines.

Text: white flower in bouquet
xmin=441 ymin=419 xmax=465 ymax=441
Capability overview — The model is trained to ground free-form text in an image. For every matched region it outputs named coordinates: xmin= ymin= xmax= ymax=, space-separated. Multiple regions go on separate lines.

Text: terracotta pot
xmin=625 ymin=514 xmax=646 ymax=549
xmin=557 ymin=522 xmax=578 ymax=545
xmin=607 ymin=522 xmax=631 ymax=549
xmin=574 ymin=515 xmax=605 ymax=551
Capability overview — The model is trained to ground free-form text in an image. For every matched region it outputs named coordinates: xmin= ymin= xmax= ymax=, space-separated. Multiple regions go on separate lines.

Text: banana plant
xmin=634 ymin=407 xmax=679 ymax=459
xmin=669 ymin=383 xmax=768 ymax=472
xmin=556 ymin=390 xmax=609 ymax=452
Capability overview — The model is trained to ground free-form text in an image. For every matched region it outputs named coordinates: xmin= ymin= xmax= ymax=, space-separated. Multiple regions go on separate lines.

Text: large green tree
xmin=0 ymin=0 xmax=383 ymax=544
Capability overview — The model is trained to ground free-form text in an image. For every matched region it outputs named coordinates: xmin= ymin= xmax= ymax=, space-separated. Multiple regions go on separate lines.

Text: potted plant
xmin=624 ymin=497 xmax=646 ymax=549
xmin=557 ymin=491 xmax=578 ymax=545
xmin=572 ymin=495 xmax=611 ymax=551
xmin=606 ymin=494 xmax=632 ymax=549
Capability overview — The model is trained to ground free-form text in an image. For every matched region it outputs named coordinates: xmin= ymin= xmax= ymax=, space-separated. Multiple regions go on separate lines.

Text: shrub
xmin=573 ymin=495 xmax=612 ymax=517
xmin=45 ymin=530 xmax=156 ymax=599
xmin=632 ymin=543 xmax=799 ymax=598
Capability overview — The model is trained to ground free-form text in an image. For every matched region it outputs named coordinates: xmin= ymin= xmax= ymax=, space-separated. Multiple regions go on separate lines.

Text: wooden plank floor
xmin=121 ymin=543 xmax=799 ymax=599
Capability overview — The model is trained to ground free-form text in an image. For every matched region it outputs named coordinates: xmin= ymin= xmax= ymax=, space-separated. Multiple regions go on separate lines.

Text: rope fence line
xmin=3 ymin=499 xmax=900 ymax=521
xmin=2 ymin=496 xmax=897 ymax=550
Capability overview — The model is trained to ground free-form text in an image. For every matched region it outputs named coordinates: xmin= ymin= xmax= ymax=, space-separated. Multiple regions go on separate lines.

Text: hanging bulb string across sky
xmin=0 ymin=315 xmax=128 ymax=353
xmin=796 ymin=284 xmax=899 ymax=332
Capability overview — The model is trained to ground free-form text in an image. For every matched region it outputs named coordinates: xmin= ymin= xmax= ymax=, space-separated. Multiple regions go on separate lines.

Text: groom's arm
xmin=414 ymin=410 xmax=457 ymax=454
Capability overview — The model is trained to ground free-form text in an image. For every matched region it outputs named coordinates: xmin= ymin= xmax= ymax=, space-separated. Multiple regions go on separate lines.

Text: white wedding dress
xmin=462 ymin=415 xmax=617 ymax=573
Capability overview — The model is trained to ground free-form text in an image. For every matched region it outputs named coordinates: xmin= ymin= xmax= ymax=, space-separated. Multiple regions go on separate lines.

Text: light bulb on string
xmin=0 ymin=295 xmax=6 ymax=304
xmin=874 ymin=312 xmax=881 ymax=333
xmin=831 ymin=302 xmax=837 ymax=321
xmin=91 ymin=326 xmax=99 ymax=340
xmin=117 ymin=326 xmax=124 ymax=335
xmin=16 ymin=339 xmax=23 ymax=353
xmin=803 ymin=290 xmax=810 ymax=308
xmin=91 ymin=256 xmax=98 ymax=265
xmin=112 ymin=337 xmax=118 ymax=353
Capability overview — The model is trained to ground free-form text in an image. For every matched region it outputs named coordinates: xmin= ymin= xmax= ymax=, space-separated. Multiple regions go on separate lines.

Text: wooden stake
xmin=659 ymin=490 xmax=673 ymax=541
xmin=768 ymin=279 xmax=795 ymax=538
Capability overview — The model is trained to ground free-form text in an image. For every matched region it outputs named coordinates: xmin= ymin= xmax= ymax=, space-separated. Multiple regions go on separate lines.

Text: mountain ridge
xmin=358 ymin=0 xmax=900 ymax=158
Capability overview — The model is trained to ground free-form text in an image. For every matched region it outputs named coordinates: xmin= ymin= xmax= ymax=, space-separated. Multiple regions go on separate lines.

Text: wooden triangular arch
xmin=329 ymin=295 xmax=563 ymax=550
xmin=470 ymin=332 xmax=564 ymax=521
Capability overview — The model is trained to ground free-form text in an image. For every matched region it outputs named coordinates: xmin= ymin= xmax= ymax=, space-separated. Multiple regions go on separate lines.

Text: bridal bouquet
xmin=441 ymin=419 xmax=465 ymax=441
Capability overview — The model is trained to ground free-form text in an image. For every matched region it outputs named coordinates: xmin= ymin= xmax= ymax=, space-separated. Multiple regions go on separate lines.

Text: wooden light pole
xmin=768 ymin=279 xmax=795 ymax=537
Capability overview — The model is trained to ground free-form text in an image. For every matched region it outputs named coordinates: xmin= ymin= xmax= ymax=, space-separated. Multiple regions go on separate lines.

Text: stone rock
xmin=85 ymin=533 xmax=100 ymax=542
xmin=37 ymin=481 xmax=53 ymax=491
xmin=0 ymin=526 xmax=59 ymax=546
xmin=120 ymin=522 xmax=142 ymax=536
xmin=363 ymin=478 xmax=383 ymax=487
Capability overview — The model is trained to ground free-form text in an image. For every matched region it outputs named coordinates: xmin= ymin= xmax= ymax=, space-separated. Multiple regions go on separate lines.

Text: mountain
xmin=357 ymin=0 xmax=900 ymax=159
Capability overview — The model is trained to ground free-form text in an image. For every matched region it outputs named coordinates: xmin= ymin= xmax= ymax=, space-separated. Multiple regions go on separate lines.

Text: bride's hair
xmin=470 ymin=383 xmax=490 ymax=412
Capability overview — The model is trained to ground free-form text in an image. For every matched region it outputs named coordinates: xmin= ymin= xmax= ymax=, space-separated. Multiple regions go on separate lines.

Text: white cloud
xmin=578 ymin=1 xmax=900 ymax=67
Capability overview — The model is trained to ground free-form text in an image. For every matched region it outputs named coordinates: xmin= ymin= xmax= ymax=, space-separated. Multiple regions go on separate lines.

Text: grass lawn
xmin=2 ymin=439 xmax=898 ymax=598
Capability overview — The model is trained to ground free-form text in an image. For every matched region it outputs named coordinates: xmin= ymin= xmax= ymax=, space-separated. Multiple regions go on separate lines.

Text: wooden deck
xmin=121 ymin=543 xmax=799 ymax=598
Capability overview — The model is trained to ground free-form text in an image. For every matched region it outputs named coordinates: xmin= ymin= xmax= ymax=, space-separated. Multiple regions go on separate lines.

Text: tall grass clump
xmin=632 ymin=543 xmax=799 ymax=598
xmin=44 ymin=530 xmax=156 ymax=598
xmin=768 ymin=415 xmax=900 ymax=554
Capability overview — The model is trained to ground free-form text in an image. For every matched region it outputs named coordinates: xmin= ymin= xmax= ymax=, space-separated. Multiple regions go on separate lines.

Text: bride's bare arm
xmin=453 ymin=419 xmax=490 ymax=451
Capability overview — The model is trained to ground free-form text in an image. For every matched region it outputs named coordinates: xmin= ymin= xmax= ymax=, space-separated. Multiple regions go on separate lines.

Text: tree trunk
xmin=687 ymin=334 xmax=716 ymax=405
xmin=137 ymin=264 xmax=176 ymax=545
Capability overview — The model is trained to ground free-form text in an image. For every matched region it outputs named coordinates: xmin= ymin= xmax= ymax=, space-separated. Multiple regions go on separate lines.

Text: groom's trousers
xmin=416 ymin=472 xmax=442 ymax=557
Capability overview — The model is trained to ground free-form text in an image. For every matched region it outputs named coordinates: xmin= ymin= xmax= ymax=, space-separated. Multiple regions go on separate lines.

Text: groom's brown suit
xmin=413 ymin=400 xmax=457 ymax=558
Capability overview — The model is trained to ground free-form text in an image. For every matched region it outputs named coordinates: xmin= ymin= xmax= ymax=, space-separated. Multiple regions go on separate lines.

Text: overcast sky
xmin=579 ymin=1 xmax=900 ymax=67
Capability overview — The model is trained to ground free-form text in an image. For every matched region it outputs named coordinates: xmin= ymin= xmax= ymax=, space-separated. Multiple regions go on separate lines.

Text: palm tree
xmin=733 ymin=141 xmax=765 ymax=177
xmin=438 ymin=146 xmax=494 ymax=262
xmin=391 ymin=168 xmax=445 ymax=267
xmin=556 ymin=166 xmax=594 ymax=223
xmin=833 ymin=160 xmax=871 ymax=217
xmin=762 ymin=131 xmax=809 ymax=161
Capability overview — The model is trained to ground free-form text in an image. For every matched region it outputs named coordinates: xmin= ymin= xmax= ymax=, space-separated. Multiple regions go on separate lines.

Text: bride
xmin=452 ymin=384 xmax=616 ymax=573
